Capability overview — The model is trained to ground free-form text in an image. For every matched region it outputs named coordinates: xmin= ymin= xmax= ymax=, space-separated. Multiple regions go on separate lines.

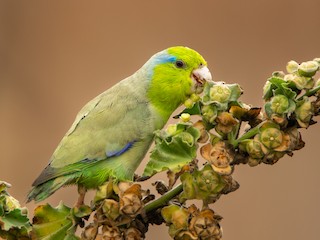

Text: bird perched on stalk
xmin=27 ymin=46 xmax=212 ymax=205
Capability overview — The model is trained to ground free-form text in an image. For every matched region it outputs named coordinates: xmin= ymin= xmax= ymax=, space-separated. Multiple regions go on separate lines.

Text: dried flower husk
xmin=162 ymin=205 xmax=190 ymax=237
xmin=215 ymin=112 xmax=238 ymax=134
xmin=118 ymin=183 xmax=143 ymax=217
xmin=82 ymin=223 xmax=99 ymax=240
xmin=189 ymin=209 xmax=222 ymax=240
xmin=287 ymin=128 xmax=304 ymax=151
xmin=175 ymin=230 xmax=198 ymax=240
xmin=102 ymin=225 xmax=122 ymax=240
xmin=120 ymin=193 xmax=143 ymax=217
xmin=193 ymin=120 xmax=209 ymax=143
xmin=200 ymin=141 xmax=234 ymax=175
xmin=123 ymin=227 xmax=143 ymax=240
xmin=102 ymin=199 xmax=120 ymax=220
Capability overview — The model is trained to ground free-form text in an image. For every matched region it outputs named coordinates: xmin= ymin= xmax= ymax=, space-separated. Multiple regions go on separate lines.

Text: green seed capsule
xmin=295 ymin=99 xmax=313 ymax=128
xmin=287 ymin=75 xmax=314 ymax=90
xmin=260 ymin=128 xmax=283 ymax=149
xmin=270 ymin=95 xmax=289 ymax=114
xmin=209 ymin=84 xmax=231 ymax=103
xmin=166 ymin=124 xmax=178 ymax=136
xmin=180 ymin=113 xmax=191 ymax=122
xmin=184 ymin=98 xmax=195 ymax=109
xmin=190 ymin=93 xmax=200 ymax=102
xmin=298 ymin=61 xmax=319 ymax=77
xmin=286 ymin=60 xmax=299 ymax=73
xmin=246 ymin=139 xmax=264 ymax=159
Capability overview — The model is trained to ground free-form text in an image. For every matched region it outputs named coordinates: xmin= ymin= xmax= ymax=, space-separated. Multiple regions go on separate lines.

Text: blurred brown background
xmin=1 ymin=0 xmax=320 ymax=239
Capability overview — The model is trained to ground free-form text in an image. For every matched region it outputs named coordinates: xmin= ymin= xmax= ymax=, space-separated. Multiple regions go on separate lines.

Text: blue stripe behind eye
xmin=106 ymin=141 xmax=135 ymax=157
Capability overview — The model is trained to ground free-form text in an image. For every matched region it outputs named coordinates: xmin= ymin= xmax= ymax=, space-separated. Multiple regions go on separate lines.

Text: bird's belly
xmin=76 ymin=138 xmax=153 ymax=189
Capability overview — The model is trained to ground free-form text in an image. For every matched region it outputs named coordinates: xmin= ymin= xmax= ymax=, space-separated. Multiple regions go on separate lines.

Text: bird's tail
xmin=26 ymin=177 xmax=70 ymax=203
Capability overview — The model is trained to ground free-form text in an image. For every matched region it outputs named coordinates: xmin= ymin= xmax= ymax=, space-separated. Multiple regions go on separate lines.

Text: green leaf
xmin=228 ymin=83 xmax=243 ymax=101
xmin=173 ymin=102 xmax=201 ymax=118
xmin=143 ymin=126 xmax=200 ymax=177
xmin=31 ymin=202 xmax=78 ymax=240
xmin=0 ymin=209 xmax=30 ymax=231
xmin=268 ymin=77 xmax=297 ymax=99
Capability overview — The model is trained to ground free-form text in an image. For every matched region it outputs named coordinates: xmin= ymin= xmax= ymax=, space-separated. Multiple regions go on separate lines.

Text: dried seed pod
xmin=123 ymin=227 xmax=142 ymax=240
xmin=220 ymin=175 xmax=240 ymax=194
xmin=102 ymin=225 xmax=122 ymax=240
xmin=247 ymin=157 xmax=262 ymax=167
xmin=117 ymin=183 xmax=144 ymax=217
xmin=152 ymin=180 xmax=169 ymax=195
xmin=193 ymin=120 xmax=209 ymax=143
xmin=200 ymin=141 xmax=234 ymax=175
xmin=262 ymin=151 xmax=286 ymax=165
xmin=120 ymin=193 xmax=143 ymax=217
xmin=162 ymin=205 xmax=190 ymax=237
xmin=175 ymin=230 xmax=198 ymax=240
xmin=215 ymin=112 xmax=238 ymax=134
xmin=287 ymin=128 xmax=304 ymax=151
xmin=211 ymin=165 xmax=233 ymax=176
xmin=189 ymin=209 xmax=222 ymax=240
xmin=102 ymin=199 xmax=120 ymax=220
xmin=82 ymin=223 xmax=99 ymax=240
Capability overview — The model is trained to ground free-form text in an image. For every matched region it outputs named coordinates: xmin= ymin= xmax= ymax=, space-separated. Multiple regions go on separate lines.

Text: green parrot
xmin=27 ymin=46 xmax=212 ymax=204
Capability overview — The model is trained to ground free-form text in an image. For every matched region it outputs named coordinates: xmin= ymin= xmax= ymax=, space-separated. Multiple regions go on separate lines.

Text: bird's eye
xmin=175 ymin=60 xmax=185 ymax=68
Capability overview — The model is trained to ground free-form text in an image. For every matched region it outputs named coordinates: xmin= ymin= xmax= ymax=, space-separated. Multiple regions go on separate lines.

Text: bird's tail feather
xmin=26 ymin=177 xmax=70 ymax=203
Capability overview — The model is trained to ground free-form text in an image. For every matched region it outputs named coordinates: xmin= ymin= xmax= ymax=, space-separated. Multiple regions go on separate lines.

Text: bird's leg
xmin=76 ymin=185 xmax=87 ymax=207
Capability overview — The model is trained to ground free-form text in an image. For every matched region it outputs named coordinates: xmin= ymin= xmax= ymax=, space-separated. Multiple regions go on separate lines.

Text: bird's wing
xmin=53 ymin=82 xmax=152 ymax=168
xmin=32 ymin=80 xmax=152 ymax=185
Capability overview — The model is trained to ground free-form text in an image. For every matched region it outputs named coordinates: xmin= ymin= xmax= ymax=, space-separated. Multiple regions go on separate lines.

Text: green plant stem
xmin=298 ymin=85 xmax=320 ymax=100
xmin=232 ymin=122 xmax=262 ymax=148
xmin=228 ymin=122 xmax=241 ymax=146
xmin=144 ymin=184 xmax=183 ymax=213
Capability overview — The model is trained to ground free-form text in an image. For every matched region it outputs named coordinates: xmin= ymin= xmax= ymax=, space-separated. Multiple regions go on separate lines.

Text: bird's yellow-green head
xmin=146 ymin=46 xmax=212 ymax=118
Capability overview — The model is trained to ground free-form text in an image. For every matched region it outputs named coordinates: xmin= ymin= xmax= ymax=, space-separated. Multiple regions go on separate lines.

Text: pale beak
xmin=191 ymin=66 xmax=212 ymax=93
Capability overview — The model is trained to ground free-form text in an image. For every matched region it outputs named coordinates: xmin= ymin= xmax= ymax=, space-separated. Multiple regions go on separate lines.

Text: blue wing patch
xmin=106 ymin=141 xmax=136 ymax=157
